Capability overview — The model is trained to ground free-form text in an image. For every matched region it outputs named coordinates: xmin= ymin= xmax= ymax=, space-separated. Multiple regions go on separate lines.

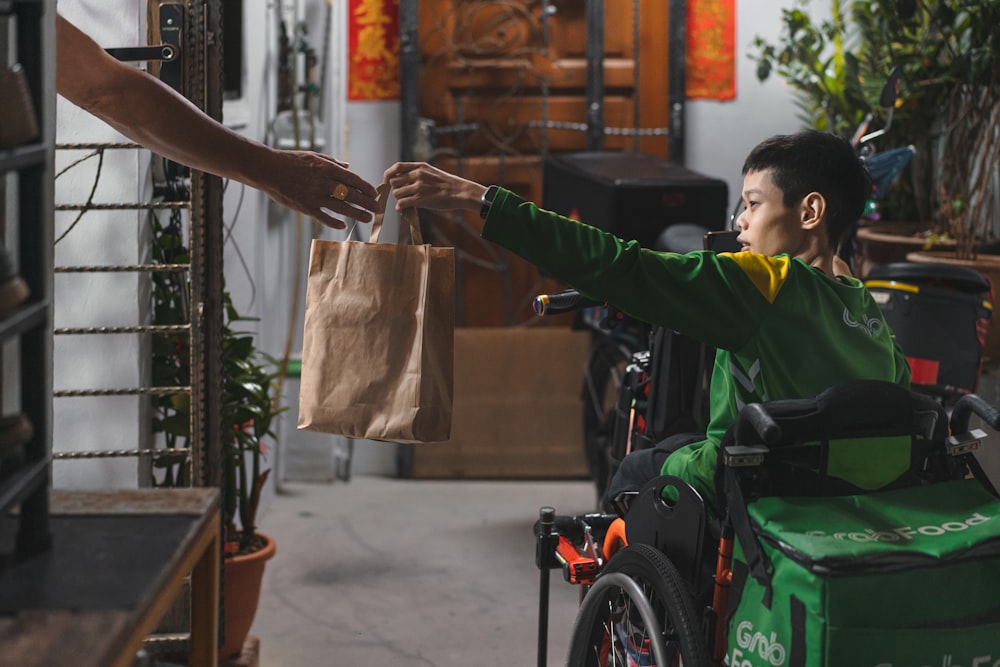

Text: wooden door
xmin=414 ymin=0 xmax=673 ymax=327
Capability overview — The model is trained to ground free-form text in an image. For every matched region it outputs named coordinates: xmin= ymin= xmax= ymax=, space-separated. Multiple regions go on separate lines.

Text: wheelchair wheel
xmin=567 ymin=544 xmax=708 ymax=667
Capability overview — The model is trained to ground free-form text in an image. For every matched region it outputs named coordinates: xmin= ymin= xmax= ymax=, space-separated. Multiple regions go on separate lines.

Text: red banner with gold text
xmin=687 ymin=0 xmax=736 ymax=100
xmin=348 ymin=0 xmax=400 ymax=101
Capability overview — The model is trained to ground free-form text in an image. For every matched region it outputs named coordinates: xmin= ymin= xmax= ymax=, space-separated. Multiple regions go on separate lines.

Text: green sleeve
xmin=482 ymin=189 xmax=767 ymax=351
xmin=658 ymin=439 xmax=719 ymax=510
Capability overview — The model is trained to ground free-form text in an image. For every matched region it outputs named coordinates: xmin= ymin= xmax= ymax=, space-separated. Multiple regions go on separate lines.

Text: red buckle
xmin=555 ymin=536 xmax=598 ymax=585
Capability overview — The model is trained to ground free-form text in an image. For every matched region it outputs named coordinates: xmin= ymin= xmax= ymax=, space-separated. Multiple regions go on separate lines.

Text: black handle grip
xmin=532 ymin=289 xmax=603 ymax=316
xmin=735 ymin=403 xmax=783 ymax=445
xmin=950 ymin=394 xmax=1000 ymax=433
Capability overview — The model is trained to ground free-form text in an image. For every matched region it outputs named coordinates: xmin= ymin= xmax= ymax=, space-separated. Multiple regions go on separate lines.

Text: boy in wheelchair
xmin=387 ymin=134 xmax=1000 ymax=665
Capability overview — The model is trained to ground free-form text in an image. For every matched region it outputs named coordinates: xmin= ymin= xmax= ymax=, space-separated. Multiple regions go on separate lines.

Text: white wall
xmin=685 ymin=2 xmax=823 ymax=214
xmin=52 ymin=0 xmax=400 ymax=495
xmin=51 ymin=0 xmax=825 ymax=491
xmin=235 ymin=0 xmax=402 ymax=483
xmin=53 ymin=1 xmax=152 ymax=488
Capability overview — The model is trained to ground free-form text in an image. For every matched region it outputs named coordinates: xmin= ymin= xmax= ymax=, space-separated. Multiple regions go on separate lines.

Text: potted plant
xmin=857 ymin=1 xmax=1000 ymax=364
xmin=751 ymin=1 xmax=1000 ymax=366
xmin=749 ymin=0 xmax=1000 ymax=262
xmin=149 ymin=210 xmax=282 ymax=659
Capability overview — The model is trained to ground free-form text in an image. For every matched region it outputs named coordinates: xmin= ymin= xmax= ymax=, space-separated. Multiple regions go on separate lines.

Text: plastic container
xmin=865 ymin=262 xmax=992 ymax=396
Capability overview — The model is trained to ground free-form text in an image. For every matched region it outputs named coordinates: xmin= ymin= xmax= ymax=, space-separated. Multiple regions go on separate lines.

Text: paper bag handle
xmin=370 ymin=183 xmax=424 ymax=246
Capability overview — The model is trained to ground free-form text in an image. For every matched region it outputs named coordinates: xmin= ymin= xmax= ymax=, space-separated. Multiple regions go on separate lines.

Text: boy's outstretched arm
xmin=56 ymin=13 xmax=378 ymax=228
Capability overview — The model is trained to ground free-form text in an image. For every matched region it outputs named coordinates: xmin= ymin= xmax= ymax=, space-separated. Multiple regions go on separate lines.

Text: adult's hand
xmin=250 ymin=149 xmax=378 ymax=229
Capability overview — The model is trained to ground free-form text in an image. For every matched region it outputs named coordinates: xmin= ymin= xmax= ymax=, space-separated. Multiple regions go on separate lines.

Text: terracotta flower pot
xmin=906 ymin=251 xmax=1000 ymax=365
xmin=220 ymin=531 xmax=277 ymax=659
xmin=855 ymin=222 xmax=953 ymax=277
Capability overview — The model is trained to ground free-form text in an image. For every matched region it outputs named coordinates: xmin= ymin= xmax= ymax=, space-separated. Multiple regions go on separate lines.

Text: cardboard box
xmin=405 ymin=327 xmax=591 ymax=479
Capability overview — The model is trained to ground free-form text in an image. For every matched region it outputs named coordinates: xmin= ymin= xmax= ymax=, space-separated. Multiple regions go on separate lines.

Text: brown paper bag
xmin=298 ymin=185 xmax=455 ymax=443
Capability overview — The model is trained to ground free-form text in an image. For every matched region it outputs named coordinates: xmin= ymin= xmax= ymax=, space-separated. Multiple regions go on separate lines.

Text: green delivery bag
xmin=726 ymin=479 xmax=1000 ymax=667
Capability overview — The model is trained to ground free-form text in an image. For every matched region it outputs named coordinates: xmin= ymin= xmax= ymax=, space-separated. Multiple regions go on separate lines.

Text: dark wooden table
xmin=0 ymin=487 xmax=221 ymax=667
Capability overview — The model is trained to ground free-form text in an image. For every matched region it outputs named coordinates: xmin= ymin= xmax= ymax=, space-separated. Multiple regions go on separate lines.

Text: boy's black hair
xmin=742 ymin=130 xmax=872 ymax=249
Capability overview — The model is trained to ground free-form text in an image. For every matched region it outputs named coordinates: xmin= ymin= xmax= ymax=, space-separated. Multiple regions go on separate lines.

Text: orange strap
xmin=601 ymin=517 xmax=628 ymax=561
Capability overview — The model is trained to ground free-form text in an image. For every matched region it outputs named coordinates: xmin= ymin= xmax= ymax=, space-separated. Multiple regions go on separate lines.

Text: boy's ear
xmin=800 ymin=192 xmax=826 ymax=230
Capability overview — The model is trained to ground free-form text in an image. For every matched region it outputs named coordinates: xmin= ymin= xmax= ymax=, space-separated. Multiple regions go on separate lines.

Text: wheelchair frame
xmin=535 ymin=380 xmax=1000 ymax=667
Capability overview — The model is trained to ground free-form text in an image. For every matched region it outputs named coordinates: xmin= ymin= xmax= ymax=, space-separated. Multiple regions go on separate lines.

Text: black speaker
xmin=542 ymin=152 xmax=729 ymax=248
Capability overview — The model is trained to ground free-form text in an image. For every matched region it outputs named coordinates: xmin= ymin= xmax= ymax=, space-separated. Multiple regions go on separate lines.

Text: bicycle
xmin=841 ymin=65 xmax=915 ymax=274
xmin=535 ymin=294 xmax=650 ymax=507
xmin=535 ymin=287 xmax=712 ymax=513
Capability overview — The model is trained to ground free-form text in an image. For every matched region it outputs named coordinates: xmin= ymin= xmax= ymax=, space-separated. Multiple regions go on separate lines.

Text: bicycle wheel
xmin=567 ymin=544 xmax=709 ymax=667
xmin=582 ymin=336 xmax=637 ymax=506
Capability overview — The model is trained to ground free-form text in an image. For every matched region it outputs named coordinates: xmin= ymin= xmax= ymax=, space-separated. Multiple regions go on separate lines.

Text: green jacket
xmin=482 ymin=189 xmax=911 ymax=509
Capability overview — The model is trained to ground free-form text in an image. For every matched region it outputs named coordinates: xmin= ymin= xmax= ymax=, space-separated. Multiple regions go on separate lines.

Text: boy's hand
xmin=384 ymin=162 xmax=487 ymax=212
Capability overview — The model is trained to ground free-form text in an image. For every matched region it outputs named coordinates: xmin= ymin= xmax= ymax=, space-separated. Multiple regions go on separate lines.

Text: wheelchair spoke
xmin=567 ymin=545 xmax=709 ymax=667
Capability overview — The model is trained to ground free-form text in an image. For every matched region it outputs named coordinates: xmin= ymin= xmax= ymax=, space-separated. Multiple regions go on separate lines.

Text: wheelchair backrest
xmin=643 ymin=327 xmax=711 ymax=443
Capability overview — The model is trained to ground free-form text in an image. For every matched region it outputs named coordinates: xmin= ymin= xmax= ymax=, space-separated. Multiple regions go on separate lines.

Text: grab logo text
xmin=804 ymin=512 xmax=990 ymax=543
xmin=728 ymin=621 xmax=787 ymax=667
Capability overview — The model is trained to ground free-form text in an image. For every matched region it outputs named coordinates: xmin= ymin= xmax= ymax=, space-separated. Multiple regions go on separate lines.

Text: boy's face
xmin=734 ymin=168 xmax=807 ymax=258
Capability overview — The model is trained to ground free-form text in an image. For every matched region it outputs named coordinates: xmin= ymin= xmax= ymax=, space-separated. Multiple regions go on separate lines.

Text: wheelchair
xmin=535 ymin=380 xmax=1000 ymax=667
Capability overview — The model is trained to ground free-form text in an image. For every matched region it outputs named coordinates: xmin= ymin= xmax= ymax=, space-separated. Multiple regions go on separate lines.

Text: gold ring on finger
xmin=332 ymin=183 xmax=350 ymax=201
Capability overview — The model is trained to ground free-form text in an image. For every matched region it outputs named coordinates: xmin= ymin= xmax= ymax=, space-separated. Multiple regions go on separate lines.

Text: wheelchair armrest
xmin=734 ymin=403 xmax=782 ymax=445
xmin=951 ymin=394 xmax=1000 ymax=433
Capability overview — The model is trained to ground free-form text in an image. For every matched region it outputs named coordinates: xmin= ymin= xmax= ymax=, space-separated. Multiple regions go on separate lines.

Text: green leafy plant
xmin=749 ymin=0 xmax=1000 ymax=259
xmin=149 ymin=210 xmax=284 ymax=554
xmin=749 ymin=0 xmax=869 ymax=137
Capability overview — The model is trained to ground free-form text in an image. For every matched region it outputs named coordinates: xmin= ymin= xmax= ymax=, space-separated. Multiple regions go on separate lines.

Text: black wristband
xmin=480 ymin=185 xmax=499 ymax=220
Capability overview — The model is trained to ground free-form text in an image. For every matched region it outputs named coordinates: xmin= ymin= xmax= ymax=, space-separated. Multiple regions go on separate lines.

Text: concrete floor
xmin=249 ymin=477 xmax=598 ymax=667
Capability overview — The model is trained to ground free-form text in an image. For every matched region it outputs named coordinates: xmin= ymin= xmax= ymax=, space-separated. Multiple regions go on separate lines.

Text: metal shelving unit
xmin=0 ymin=0 xmax=54 ymax=564
xmin=0 ymin=8 xmax=228 ymax=666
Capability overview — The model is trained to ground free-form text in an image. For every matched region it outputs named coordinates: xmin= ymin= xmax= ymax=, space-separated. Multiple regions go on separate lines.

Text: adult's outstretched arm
xmin=55 ymin=13 xmax=378 ymax=228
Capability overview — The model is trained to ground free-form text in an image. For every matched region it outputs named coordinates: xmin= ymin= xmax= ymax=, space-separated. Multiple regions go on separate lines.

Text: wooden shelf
xmin=0 ymin=488 xmax=221 ymax=667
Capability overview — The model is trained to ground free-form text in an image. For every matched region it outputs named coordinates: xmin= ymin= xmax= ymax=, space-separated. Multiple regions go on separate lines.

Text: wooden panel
xmin=431 ymin=96 xmax=638 ymax=154
xmin=546 ymin=0 xmax=634 ymax=59
xmin=417 ymin=0 xmax=660 ymax=141
xmin=408 ymin=328 xmax=591 ymax=479
xmin=638 ymin=0 xmax=669 ymax=155
xmin=430 ymin=155 xmax=575 ymax=327
xmin=444 ymin=58 xmax=637 ymax=92
xmin=417 ymin=0 xmax=632 ymax=58
xmin=417 ymin=0 xmax=671 ymax=326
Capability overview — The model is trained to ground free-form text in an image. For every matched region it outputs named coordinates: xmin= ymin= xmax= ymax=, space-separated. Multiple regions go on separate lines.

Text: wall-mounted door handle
xmin=105 ymin=44 xmax=179 ymax=63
